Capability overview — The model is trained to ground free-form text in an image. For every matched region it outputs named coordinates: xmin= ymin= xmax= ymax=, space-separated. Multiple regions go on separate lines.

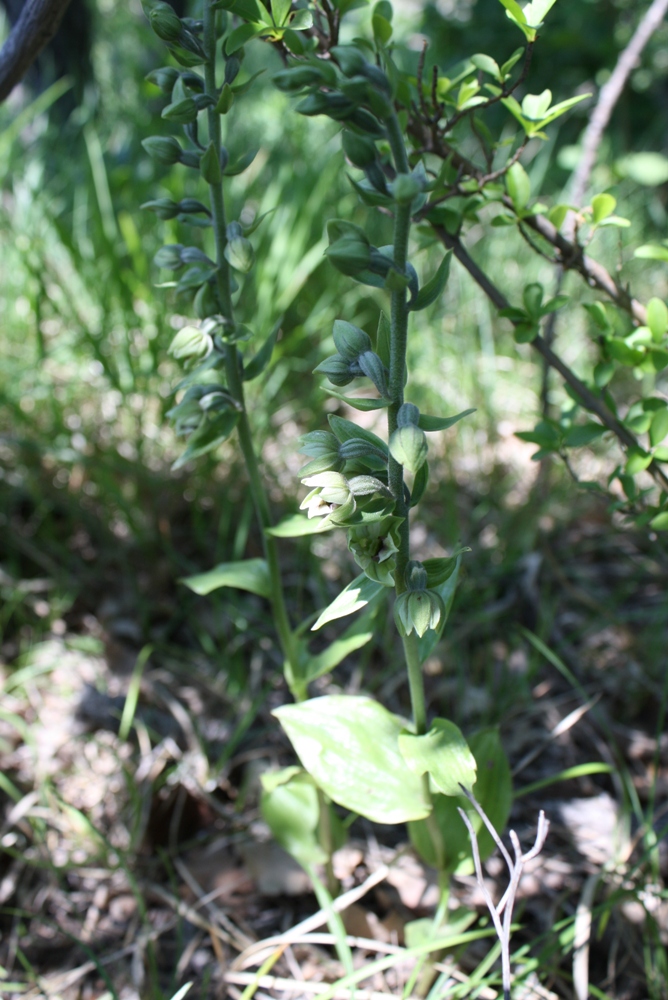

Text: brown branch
xmin=433 ymin=225 xmax=668 ymax=492
xmin=521 ymin=210 xmax=647 ymax=326
xmin=0 ymin=0 xmax=73 ymax=103
xmin=569 ymin=0 xmax=668 ymax=213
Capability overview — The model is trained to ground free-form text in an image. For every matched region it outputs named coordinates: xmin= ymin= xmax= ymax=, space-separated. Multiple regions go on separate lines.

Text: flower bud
xmin=141 ymin=198 xmax=180 ymax=219
xmin=224 ymin=56 xmax=241 ymax=85
xmin=149 ymin=2 xmax=183 ymax=41
xmin=224 ymin=235 xmax=255 ymax=273
xmin=405 ymin=560 xmax=428 ymax=591
xmin=154 ymin=244 xmax=185 ymax=270
xmin=146 ymin=66 xmax=180 ymax=92
xmin=168 ymin=325 xmax=213 ymax=361
xmin=389 ymin=424 xmax=428 ymax=474
xmin=342 ymin=130 xmax=378 ymax=168
xmin=397 ymin=402 xmax=420 ymax=427
xmin=142 ymin=135 xmax=182 ymax=165
xmin=348 ymin=518 xmax=399 ymax=586
xmin=331 ymin=45 xmax=368 ymax=77
xmin=325 ymin=236 xmax=371 ymax=277
xmin=332 ymin=320 xmax=372 ymax=362
xmin=273 ymin=65 xmax=330 ymax=91
xmin=313 ymin=355 xmax=354 ymax=386
xmin=338 ymin=437 xmax=386 ymax=462
xmin=393 ymin=588 xmax=444 ymax=638
xmin=390 ymin=174 xmax=422 ymax=205
xmin=299 ymin=430 xmax=340 ymax=458
xmin=357 ymin=351 xmax=389 ymax=397
xmin=162 ymin=97 xmax=198 ymax=123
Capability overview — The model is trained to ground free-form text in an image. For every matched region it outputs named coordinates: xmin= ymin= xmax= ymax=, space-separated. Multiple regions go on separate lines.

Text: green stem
xmin=202 ymin=3 xmax=298 ymax=687
xmin=387 ymin=113 xmax=445 ymax=875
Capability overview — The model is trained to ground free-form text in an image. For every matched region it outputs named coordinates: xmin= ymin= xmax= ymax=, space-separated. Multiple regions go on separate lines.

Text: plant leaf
xmin=312 ymin=573 xmax=385 ymax=630
xmin=410 ymin=252 xmax=452 ymax=312
xmin=243 ymin=318 xmax=281 ymax=381
xmin=266 ymin=514 xmax=335 ymax=537
xmin=418 ymin=408 xmax=476 ymax=432
xmin=304 ymin=610 xmax=378 ymax=682
xmin=325 ymin=389 xmax=390 ymax=410
xmin=273 ymin=695 xmax=431 ymax=823
xmin=181 ymin=558 xmax=270 ymax=597
xmin=399 ymin=718 xmax=477 ymax=796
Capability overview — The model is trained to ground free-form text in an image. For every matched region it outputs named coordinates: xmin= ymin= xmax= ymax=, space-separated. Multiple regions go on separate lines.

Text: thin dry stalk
xmin=458 ymin=788 xmax=549 ymax=1000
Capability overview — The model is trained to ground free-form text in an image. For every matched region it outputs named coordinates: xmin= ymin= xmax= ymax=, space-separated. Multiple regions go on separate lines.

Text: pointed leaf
xmin=418 ymin=408 xmax=476 ymax=432
xmin=312 ymin=573 xmax=385 ymax=630
xmin=243 ymin=319 xmax=281 ymax=380
xmin=591 ymin=193 xmax=616 ymax=224
xmin=410 ymin=252 xmax=452 ymax=312
xmin=304 ymin=610 xmax=379 ymax=683
xmin=182 ymin=558 xmax=270 ymax=597
xmin=324 ymin=390 xmax=390 ymax=410
xmin=399 ymin=718 xmax=477 ymax=796
xmin=273 ymin=695 xmax=430 ymax=823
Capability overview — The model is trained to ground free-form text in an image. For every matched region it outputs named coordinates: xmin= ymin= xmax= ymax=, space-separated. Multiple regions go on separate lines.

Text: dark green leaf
xmin=182 ymin=558 xmax=270 ymax=597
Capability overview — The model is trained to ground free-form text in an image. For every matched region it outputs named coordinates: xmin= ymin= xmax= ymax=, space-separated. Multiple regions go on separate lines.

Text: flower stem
xmin=202 ymin=2 xmax=298 ymax=689
xmin=387 ymin=113 xmax=445 ymax=873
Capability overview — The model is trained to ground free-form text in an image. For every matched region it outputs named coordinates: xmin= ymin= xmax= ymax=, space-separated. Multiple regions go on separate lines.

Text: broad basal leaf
xmin=399 ymin=718 xmax=477 ymax=796
xmin=274 ymin=695 xmax=430 ymax=823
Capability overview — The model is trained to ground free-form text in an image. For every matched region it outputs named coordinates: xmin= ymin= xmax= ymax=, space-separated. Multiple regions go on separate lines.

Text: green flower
xmin=393 ymin=588 xmax=445 ymax=638
xmin=348 ymin=517 xmax=400 ymax=586
xmin=300 ymin=472 xmax=355 ymax=524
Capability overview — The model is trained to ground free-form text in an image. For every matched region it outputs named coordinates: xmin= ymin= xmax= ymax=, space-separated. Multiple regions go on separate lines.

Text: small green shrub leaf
xmin=506 ymin=161 xmax=530 ymax=212
xmin=625 ymin=447 xmax=652 ymax=475
xmin=273 ymin=695 xmax=431 ymax=823
xmin=647 ymin=298 xmax=668 ymax=341
xmin=635 ymin=244 xmax=668 ymax=262
xmin=399 ymin=718 xmax=477 ymax=796
xmin=650 ymin=408 xmax=668 ymax=447
xmin=591 ymin=193 xmax=616 ymax=224
xmin=650 ymin=511 xmax=668 ymax=530
xmin=563 ymin=422 xmax=606 ymax=447
xmin=182 ymin=558 xmax=270 ymax=597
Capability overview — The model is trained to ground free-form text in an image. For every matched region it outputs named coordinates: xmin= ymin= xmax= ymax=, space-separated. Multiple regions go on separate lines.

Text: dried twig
xmin=568 ymin=0 xmax=668 ymax=217
xmin=458 ymin=787 xmax=549 ymax=1000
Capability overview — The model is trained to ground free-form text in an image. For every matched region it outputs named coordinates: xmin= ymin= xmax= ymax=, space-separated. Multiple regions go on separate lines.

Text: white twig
xmin=458 ymin=787 xmax=549 ymax=1000
xmin=569 ymin=0 xmax=668 ymax=216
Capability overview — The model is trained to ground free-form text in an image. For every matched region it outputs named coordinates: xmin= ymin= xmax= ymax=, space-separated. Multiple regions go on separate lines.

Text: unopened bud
xmin=168 ymin=325 xmax=213 ymax=361
xmin=142 ymin=135 xmax=182 ymax=165
xmin=154 ymin=244 xmax=185 ymax=270
xmin=331 ymin=45 xmax=368 ymax=77
xmin=313 ymin=355 xmax=354 ymax=386
xmin=390 ymin=173 xmax=422 ymax=205
xmin=162 ymin=97 xmax=198 ymax=123
xmin=342 ymin=130 xmax=378 ymax=168
xmin=224 ymin=235 xmax=255 ymax=273
xmin=332 ymin=320 xmax=372 ymax=362
xmin=393 ymin=588 xmax=444 ymax=638
xmin=357 ymin=350 xmax=389 ymax=396
xmin=397 ymin=402 xmax=420 ymax=427
xmin=325 ymin=235 xmax=371 ymax=277
xmin=389 ymin=424 xmax=428 ymax=474
xmin=141 ymin=198 xmax=180 ymax=219
xmin=146 ymin=66 xmax=180 ymax=92
xmin=149 ymin=2 xmax=182 ymax=41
